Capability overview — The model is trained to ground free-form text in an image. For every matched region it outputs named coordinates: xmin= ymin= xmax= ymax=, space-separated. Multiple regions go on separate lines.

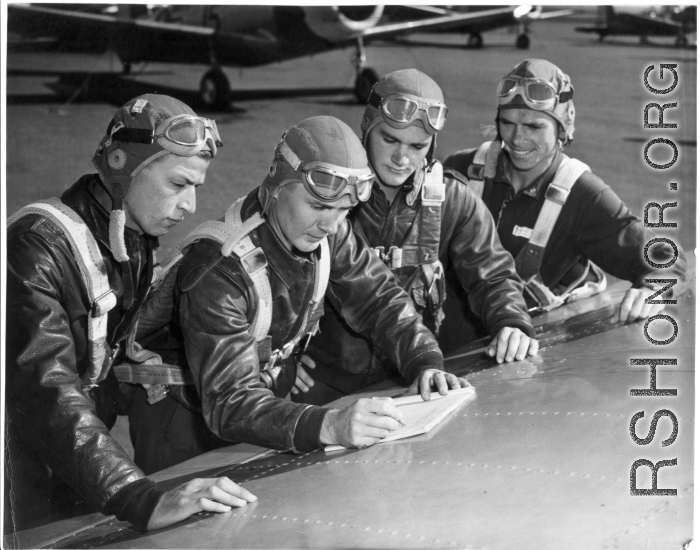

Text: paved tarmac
xmin=6 ymin=17 xmax=696 ymax=258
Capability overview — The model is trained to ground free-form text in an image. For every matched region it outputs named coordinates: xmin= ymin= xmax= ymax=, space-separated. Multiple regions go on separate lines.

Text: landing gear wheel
xmin=199 ymin=68 xmax=231 ymax=110
xmin=122 ymin=62 xmax=132 ymax=75
xmin=466 ymin=33 xmax=483 ymax=49
xmin=516 ymin=34 xmax=530 ymax=50
xmin=354 ymin=67 xmax=379 ymax=104
xmin=675 ymin=35 xmax=689 ymax=48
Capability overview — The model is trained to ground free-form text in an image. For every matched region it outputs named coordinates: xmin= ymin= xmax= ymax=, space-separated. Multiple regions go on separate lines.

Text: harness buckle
xmin=92 ymin=289 xmax=117 ymax=318
xmin=239 ymin=247 xmax=268 ymax=275
xmin=544 ymin=183 xmax=569 ymax=205
xmin=388 ymin=246 xmax=403 ymax=269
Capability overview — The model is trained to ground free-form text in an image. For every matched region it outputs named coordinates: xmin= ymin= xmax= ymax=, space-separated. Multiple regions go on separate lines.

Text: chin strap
xmin=109 ymin=183 xmax=130 ymax=263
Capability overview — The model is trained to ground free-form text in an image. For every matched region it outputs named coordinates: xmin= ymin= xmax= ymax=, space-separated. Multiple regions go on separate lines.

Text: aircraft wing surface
xmin=10 ymin=268 xmax=694 ymax=549
xmin=8 ymin=4 xmax=215 ymax=38
xmin=359 ymin=6 xmax=519 ymax=38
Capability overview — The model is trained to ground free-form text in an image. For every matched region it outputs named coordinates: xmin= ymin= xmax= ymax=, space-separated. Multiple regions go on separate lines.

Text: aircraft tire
xmin=675 ymin=35 xmax=689 ymax=48
xmin=199 ymin=68 xmax=231 ymax=111
xmin=516 ymin=34 xmax=530 ymax=50
xmin=354 ymin=68 xmax=379 ymax=104
xmin=466 ymin=33 xmax=483 ymax=49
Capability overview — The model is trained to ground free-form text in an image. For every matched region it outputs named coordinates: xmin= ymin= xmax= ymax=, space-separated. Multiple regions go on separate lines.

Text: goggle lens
xmin=525 ymin=82 xmax=556 ymax=102
xmin=372 ymin=91 xmax=447 ymax=132
xmin=307 ymin=169 xmax=374 ymax=202
xmin=166 ymin=118 xmax=206 ymax=145
xmin=497 ymin=78 xmax=518 ymax=97
xmin=355 ymin=177 xmax=373 ymax=202
xmin=497 ymin=77 xmax=559 ymax=106
xmin=426 ymin=104 xmax=448 ymax=128
xmin=383 ymin=98 xmax=419 ymax=122
xmin=308 ymin=170 xmax=347 ymax=195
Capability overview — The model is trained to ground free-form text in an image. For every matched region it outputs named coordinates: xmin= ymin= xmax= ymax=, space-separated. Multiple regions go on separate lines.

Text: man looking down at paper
xmin=293 ymin=69 xmax=536 ymax=405
xmin=443 ymin=59 xmax=686 ymax=328
xmin=130 ymin=116 xmax=468 ymax=473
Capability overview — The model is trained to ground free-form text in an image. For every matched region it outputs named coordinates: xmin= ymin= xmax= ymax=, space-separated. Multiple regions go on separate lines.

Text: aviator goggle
xmin=368 ymin=90 xmax=448 ymax=133
xmin=278 ymin=140 xmax=374 ymax=203
xmin=497 ymin=76 xmax=573 ymax=111
xmin=111 ymin=114 xmax=223 ymax=157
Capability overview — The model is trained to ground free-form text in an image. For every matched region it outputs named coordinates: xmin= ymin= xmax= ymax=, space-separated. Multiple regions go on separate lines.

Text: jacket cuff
xmin=103 ymin=478 xmax=164 ymax=531
xmin=490 ymin=318 xmax=536 ymax=340
xmin=293 ymin=406 xmax=330 ymax=453
xmin=404 ymin=350 xmax=444 ymax=382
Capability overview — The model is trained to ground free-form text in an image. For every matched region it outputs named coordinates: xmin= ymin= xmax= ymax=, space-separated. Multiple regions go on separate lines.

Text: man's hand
xmin=404 ymin=369 xmax=470 ymax=401
xmin=291 ymin=354 xmax=315 ymax=395
xmin=486 ymin=327 xmax=538 ymax=364
xmin=319 ymin=397 xmax=404 ymax=449
xmin=147 ymin=477 xmax=257 ymax=531
xmin=609 ymin=287 xmax=665 ymax=325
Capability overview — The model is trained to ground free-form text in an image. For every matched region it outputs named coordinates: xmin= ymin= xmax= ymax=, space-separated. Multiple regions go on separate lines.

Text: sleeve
xmin=324 ymin=221 xmax=444 ymax=383
xmin=177 ymin=247 xmax=329 ymax=453
xmin=569 ymin=175 xmax=687 ymax=298
xmin=5 ymin=227 xmax=162 ymax=525
xmin=442 ymin=177 xmax=536 ymax=338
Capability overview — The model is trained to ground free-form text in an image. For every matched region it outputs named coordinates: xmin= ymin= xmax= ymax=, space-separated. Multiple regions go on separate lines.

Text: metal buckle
xmin=239 ymin=247 xmax=268 ymax=275
xmin=92 ymin=289 xmax=117 ymax=317
xmin=279 ymin=341 xmax=296 ymax=360
xmin=421 ymin=182 xmax=446 ymax=203
xmin=545 ymin=183 xmax=568 ymax=205
xmin=388 ymin=246 xmax=403 ymax=269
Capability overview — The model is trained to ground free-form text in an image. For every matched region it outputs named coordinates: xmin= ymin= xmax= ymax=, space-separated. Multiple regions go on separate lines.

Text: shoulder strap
xmin=159 ymin=197 xmax=271 ymax=342
xmin=516 ymin=155 xmax=596 ymax=312
xmin=464 ymin=141 xmax=501 ymax=198
xmin=527 ymin=156 xmax=590 ymax=250
xmin=8 ymin=198 xmax=117 ymax=387
xmin=397 ymin=160 xmax=445 ymax=268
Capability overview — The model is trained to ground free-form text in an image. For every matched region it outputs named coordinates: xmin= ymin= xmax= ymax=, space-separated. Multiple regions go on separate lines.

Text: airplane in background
xmin=384 ymin=4 xmax=574 ymax=50
xmin=8 ymin=4 xmax=564 ymax=110
xmin=575 ymin=5 xmax=696 ymax=47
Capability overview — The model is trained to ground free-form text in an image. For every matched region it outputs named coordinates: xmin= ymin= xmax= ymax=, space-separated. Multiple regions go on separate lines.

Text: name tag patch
xmin=513 ymin=225 xmax=533 ymax=239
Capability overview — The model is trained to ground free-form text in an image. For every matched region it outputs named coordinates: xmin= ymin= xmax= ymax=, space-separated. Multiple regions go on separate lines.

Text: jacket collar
xmin=495 ymin=148 xmax=563 ymax=200
xmin=248 ymin=188 xmax=319 ymax=274
xmin=60 ymin=174 xmax=158 ymax=255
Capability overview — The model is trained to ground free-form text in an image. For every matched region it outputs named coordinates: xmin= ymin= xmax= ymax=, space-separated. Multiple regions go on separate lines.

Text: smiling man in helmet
xmin=293 ymin=69 xmax=537 ymax=406
xmin=444 ymin=59 xmax=686 ymax=325
xmin=130 ymin=115 xmax=467 ymax=473
xmin=5 ymin=94 xmax=256 ymax=535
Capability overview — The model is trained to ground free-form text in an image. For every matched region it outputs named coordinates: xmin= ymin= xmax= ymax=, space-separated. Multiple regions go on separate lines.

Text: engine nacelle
xmin=302 ymin=6 xmax=384 ymax=41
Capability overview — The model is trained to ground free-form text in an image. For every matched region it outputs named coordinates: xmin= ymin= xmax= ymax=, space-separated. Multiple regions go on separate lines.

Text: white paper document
xmin=325 ymin=385 xmax=476 ymax=452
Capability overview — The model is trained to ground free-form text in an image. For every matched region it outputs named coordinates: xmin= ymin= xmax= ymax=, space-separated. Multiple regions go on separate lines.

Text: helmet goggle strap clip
xmin=277 ymin=140 xmax=374 ymax=202
xmin=111 ymin=115 xmax=223 ymax=157
xmin=368 ymin=90 xmax=447 ymax=133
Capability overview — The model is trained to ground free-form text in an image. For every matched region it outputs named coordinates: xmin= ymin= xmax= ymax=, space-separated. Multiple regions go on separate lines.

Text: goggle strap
xmin=278 ymin=141 xmax=302 ymax=171
xmin=559 ymin=89 xmax=574 ymax=102
xmin=367 ymin=89 xmax=383 ymax=109
xmin=112 ymin=127 xmax=154 ymax=145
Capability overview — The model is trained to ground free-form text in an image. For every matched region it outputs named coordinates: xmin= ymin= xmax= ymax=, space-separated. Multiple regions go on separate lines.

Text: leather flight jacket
xmin=159 ymin=190 xmax=443 ymax=453
xmin=305 ymin=166 xmax=535 ymax=395
xmin=5 ymin=175 xmax=161 ymax=531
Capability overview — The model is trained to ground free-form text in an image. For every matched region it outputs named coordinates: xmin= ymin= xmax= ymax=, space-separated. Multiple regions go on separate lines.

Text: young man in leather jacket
xmin=129 ymin=116 xmax=468 ymax=474
xmin=293 ymin=69 xmax=539 ymax=406
xmin=442 ymin=59 xmax=686 ymax=328
xmin=5 ymin=95 xmax=256 ymax=536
